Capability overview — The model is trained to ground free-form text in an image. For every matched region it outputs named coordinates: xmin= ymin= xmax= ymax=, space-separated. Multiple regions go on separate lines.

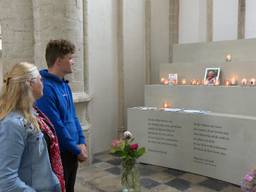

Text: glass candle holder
xmin=250 ymin=78 xmax=256 ymax=86
xmin=241 ymin=78 xmax=247 ymax=86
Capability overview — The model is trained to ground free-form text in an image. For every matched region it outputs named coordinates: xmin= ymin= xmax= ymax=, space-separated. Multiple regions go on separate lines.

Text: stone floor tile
xmin=138 ymin=164 xmax=160 ymax=176
xmin=165 ymin=178 xmax=191 ymax=191
xmin=199 ymin=178 xmax=230 ymax=191
xmin=77 ymin=167 xmax=109 ymax=182
xmin=178 ymin=173 xmax=208 ymax=184
xmin=149 ymin=172 xmax=176 ymax=183
xmin=151 ymin=184 xmax=181 ymax=192
xmin=75 ymin=178 xmax=104 ymax=192
xmin=220 ymin=184 xmax=241 ymax=192
xmin=140 ymin=178 xmax=161 ymax=189
xmin=92 ymin=161 xmax=114 ymax=170
xmin=105 ymin=166 xmax=121 ymax=175
xmin=90 ymin=174 xmax=122 ymax=192
xmin=107 ymin=158 xmax=122 ymax=166
xmin=94 ymin=153 xmax=116 ymax=162
xmin=184 ymin=185 xmax=221 ymax=192
xmin=92 ymin=158 xmax=102 ymax=164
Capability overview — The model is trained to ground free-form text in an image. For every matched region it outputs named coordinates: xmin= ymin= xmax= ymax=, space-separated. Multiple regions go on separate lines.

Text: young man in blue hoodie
xmin=36 ymin=39 xmax=87 ymax=192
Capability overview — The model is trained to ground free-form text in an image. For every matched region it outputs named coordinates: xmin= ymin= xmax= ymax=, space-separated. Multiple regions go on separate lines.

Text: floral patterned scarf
xmin=34 ymin=107 xmax=65 ymax=192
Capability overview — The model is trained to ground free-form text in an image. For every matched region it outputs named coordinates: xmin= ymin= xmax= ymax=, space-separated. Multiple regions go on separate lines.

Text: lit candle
xmin=160 ymin=77 xmax=165 ymax=83
xmin=196 ymin=80 xmax=201 ymax=85
xmin=225 ymin=80 xmax=230 ymax=86
xmin=214 ymin=80 xmax=220 ymax=86
xmin=181 ymin=79 xmax=187 ymax=85
xmin=225 ymin=54 xmax=232 ymax=62
xmin=230 ymin=77 xmax=237 ymax=85
xmin=250 ymin=78 xmax=256 ymax=86
xmin=163 ymin=101 xmax=171 ymax=108
xmin=241 ymin=78 xmax=247 ymax=86
xmin=191 ymin=80 xmax=197 ymax=85
xmin=163 ymin=79 xmax=169 ymax=85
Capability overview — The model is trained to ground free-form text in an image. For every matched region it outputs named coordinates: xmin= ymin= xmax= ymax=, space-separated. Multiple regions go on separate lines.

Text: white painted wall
xmin=88 ymin=0 xmax=118 ymax=154
xmin=245 ymin=0 xmax=256 ymax=39
xmin=179 ymin=0 xmax=207 ymax=44
xmin=0 ymin=24 xmax=2 ymax=50
xmin=213 ymin=0 xmax=238 ymax=41
xmin=150 ymin=0 xmax=169 ymax=83
xmin=0 ymin=24 xmax=1 ymax=89
xmin=0 ymin=23 xmax=1 ymax=85
xmin=123 ymin=0 xmax=146 ymax=126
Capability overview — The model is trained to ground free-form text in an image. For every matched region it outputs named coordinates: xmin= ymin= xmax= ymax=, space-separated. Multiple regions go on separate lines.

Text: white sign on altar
xmin=128 ymin=108 xmax=256 ymax=185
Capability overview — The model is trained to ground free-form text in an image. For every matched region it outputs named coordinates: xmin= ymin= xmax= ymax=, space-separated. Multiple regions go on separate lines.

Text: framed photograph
xmin=204 ymin=68 xmax=220 ymax=85
xmin=168 ymin=73 xmax=178 ymax=85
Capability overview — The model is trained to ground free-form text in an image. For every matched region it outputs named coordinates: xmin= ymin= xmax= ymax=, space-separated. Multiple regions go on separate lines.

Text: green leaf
xmin=135 ymin=147 xmax=145 ymax=158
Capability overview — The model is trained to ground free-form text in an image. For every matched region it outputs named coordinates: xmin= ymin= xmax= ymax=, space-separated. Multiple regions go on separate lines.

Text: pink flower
xmin=130 ymin=143 xmax=138 ymax=151
xmin=244 ymin=174 xmax=254 ymax=182
xmin=112 ymin=139 xmax=123 ymax=148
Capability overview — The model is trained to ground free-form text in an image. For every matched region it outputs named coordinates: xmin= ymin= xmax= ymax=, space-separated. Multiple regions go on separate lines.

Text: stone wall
xmin=0 ymin=0 xmax=92 ymax=161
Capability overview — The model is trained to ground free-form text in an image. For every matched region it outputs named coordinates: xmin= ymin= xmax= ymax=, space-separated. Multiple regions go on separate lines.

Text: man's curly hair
xmin=45 ymin=39 xmax=75 ymax=68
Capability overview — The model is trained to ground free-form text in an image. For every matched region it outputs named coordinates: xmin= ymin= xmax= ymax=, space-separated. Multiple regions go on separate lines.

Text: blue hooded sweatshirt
xmin=36 ymin=69 xmax=86 ymax=155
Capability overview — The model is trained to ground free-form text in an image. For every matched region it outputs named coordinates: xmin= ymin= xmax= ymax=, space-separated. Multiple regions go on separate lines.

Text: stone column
xmin=32 ymin=0 xmax=84 ymax=92
xmin=238 ymin=0 xmax=245 ymax=39
xmin=117 ymin=0 xmax=125 ymax=137
xmin=207 ymin=0 xmax=213 ymax=42
xmin=169 ymin=0 xmax=179 ymax=62
xmin=145 ymin=0 xmax=151 ymax=84
xmin=0 ymin=0 xmax=34 ymax=73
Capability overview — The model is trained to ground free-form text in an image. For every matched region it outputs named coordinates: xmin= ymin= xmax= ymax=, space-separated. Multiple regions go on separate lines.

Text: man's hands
xmin=77 ymin=144 xmax=88 ymax=162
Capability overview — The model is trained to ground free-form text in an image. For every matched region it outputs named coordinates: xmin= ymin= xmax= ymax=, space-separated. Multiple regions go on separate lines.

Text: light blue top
xmin=0 ymin=112 xmax=60 ymax=192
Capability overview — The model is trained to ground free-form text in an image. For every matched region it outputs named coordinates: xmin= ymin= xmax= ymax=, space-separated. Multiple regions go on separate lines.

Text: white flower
xmin=123 ymin=131 xmax=132 ymax=139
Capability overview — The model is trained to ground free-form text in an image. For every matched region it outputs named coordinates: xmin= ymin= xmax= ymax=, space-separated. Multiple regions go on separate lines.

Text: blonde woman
xmin=0 ymin=62 xmax=61 ymax=192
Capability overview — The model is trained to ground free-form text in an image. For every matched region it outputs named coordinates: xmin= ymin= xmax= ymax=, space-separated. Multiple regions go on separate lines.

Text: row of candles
xmin=160 ymin=77 xmax=256 ymax=86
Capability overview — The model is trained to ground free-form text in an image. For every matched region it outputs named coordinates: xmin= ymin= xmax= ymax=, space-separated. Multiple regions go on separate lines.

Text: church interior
xmin=0 ymin=0 xmax=255 ymax=191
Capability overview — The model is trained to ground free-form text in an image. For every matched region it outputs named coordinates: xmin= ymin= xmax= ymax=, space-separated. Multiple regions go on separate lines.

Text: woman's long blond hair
xmin=0 ymin=62 xmax=40 ymax=130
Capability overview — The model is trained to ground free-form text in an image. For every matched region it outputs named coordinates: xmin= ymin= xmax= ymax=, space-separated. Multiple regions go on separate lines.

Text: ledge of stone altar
xmin=73 ymin=92 xmax=92 ymax=103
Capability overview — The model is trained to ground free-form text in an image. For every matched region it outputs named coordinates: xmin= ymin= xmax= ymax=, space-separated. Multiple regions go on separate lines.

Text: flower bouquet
xmin=111 ymin=131 xmax=145 ymax=192
xmin=241 ymin=169 xmax=256 ymax=192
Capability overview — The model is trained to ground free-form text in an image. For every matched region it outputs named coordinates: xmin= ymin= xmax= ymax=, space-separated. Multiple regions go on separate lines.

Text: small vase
xmin=121 ymin=160 xmax=140 ymax=192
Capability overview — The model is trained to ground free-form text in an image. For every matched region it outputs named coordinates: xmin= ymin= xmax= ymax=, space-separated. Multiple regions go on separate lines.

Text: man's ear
xmin=55 ymin=57 xmax=61 ymax=66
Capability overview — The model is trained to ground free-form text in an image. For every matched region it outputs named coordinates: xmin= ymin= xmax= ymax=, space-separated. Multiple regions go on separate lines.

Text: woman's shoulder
xmin=0 ymin=112 xmax=27 ymax=131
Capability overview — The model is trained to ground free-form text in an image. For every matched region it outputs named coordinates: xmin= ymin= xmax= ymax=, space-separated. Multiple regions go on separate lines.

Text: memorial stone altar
xmin=127 ymin=39 xmax=256 ymax=185
xmin=128 ymin=108 xmax=256 ymax=185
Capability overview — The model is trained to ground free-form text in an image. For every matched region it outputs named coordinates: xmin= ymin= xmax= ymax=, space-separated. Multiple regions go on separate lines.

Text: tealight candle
xmin=181 ymin=79 xmax=187 ymax=85
xmin=163 ymin=79 xmax=169 ymax=85
xmin=196 ymin=80 xmax=201 ymax=85
xmin=250 ymin=78 xmax=256 ymax=86
xmin=160 ymin=77 xmax=165 ymax=83
xmin=225 ymin=80 xmax=230 ymax=86
xmin=225 ymin=54 xmax=232 ymax=62
xmin=241 ymin=78 xmax=247 ymax=86
xmin=230 ymin=77 xmax=237 ymax=85
xmin=163 ymin=101 xmax=171 ymax=108
xmin=191 ymin=80 xmax=197 ymax=85
xmin=214 ymin=80 xmax=220 ymax=86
